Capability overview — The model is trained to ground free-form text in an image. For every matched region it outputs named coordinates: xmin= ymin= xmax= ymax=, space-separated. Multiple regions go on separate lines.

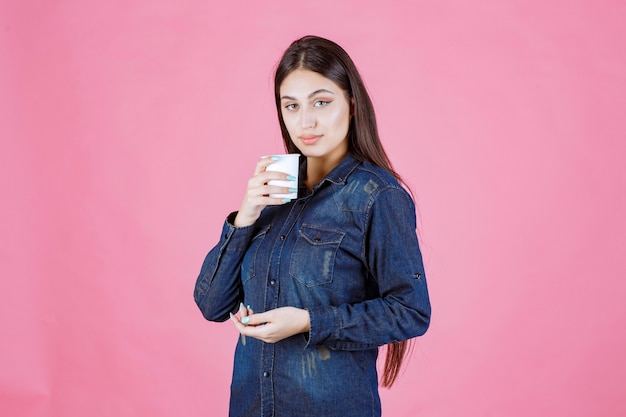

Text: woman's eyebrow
xmin=280 ymin=89 xmax=336 ymax=100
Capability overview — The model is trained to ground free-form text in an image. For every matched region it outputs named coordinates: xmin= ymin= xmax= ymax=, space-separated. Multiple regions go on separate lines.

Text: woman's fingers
xmin=246 ymin=182 xmax=293 ymax=199
xmin=229 ymin=307 xmax=310 ymax=344
xmin=238 ymin=303 xmax=249 ymax=345
xmin=248 ymin=170 xmax=293 ymax=189
xmin=239 ymin=303 xmax=247 ymax=317
xmin=253 ymin=156 xmax=279 ymax=176
xmin=234 ymin=158 xmax=295 ymax=226
xmin=246 ymin=162 xmax=294 ymax=200
xmin=244 ymin=174 xmax=294 ymax=207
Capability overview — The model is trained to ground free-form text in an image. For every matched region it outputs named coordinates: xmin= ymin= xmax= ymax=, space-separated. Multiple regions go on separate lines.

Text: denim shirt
xmin=194 ymin=154 xmax=431 ymax=417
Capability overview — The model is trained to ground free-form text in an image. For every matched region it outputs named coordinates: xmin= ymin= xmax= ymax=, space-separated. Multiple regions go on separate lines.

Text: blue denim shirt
xmin=194 ymin=154 xmax=431 ymax=417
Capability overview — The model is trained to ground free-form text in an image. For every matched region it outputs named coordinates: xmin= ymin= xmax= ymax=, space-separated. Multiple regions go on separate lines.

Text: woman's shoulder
xmin=350 ymin=161 xmax=405 ymax=193
xmin=336 ymin=161 xmax=414 ymax=214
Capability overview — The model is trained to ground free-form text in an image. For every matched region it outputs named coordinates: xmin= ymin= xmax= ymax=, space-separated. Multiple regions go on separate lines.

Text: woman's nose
xmin=302 ymin=108 xmax=316 ymax=129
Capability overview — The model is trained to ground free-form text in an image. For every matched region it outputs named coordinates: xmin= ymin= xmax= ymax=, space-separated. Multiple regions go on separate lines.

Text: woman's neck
xmin=304 ymin=152 xmax=347 ymax=189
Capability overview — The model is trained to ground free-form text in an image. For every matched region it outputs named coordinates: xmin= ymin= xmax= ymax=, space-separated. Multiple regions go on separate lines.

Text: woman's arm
xmin=194 ymin=156 xmax=295 ymax=321
xmin=305 ymin=186 xmax=431 ymax=349
xmin=193 ymin=213 xmax=254 ymax=321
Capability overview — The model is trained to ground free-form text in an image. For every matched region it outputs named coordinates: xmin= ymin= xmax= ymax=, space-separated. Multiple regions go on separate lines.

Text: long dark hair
xmin=274 ymin=35 xmax=411 ymax=388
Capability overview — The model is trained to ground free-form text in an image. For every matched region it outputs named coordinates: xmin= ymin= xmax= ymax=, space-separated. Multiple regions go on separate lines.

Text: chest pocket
xmin=289 ymin=224 xmax=345 ymax=287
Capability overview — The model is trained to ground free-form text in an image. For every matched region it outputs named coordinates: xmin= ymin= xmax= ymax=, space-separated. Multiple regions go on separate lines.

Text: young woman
xmin=194 ymin=35 xmax=431 ymax=417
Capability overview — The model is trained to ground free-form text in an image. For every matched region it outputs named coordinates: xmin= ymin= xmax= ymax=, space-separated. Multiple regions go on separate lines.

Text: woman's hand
xmin=230 ymin=306 xmax=311 ymax=344
xmin=234 ymin=157 xmax=295 ymax=227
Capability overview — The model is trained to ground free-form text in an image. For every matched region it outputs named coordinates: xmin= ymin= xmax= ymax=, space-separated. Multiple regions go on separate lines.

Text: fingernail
xmin=271 ymin=156 xmax=280 ymax=161
xmin=247 ymin=305 xmax=251 ymax=311
xmin=286 ymin=175 xmax=296 ymax=181
xmin=229 ymin=312 xmax=234 ymax=320
xmin=288 ymin=188 xmax=298 ymax=193
xmin=241 ymin=317 xmax=250 ymax=325
xmin=239 ymin=302 xmax=245 ymax=311
xmin=282 ymin=198 xmax=292 ymax=203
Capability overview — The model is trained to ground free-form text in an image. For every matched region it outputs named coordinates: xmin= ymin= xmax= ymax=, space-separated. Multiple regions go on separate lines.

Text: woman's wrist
xmin=233 ymin=211 xmax=258 ymax=227
xmin=298 ymin=308 xmax=311 ymax=333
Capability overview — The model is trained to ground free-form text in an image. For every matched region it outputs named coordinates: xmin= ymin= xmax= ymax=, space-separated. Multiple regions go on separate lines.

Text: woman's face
xmin=279 ymin=69 xmax=351 ymax=162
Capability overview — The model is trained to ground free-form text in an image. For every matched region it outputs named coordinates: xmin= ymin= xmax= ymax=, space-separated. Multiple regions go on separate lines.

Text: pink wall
xmin=1 ymin=1 xmax=625 ymax=416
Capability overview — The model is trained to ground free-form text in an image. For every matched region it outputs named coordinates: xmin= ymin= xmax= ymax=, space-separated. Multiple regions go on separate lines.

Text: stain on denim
xmin=321 ymin=250 xmax=333 ymax=281
xmin=300 ymin=347 xmax=332 ymax=379
xmin=363 ymin=179 xmax=379 ymax=194
xmin=316 ymin=346 xmax=331 ymax=360
xmin=301 ymin=351 xmax=318 ymax=379
xmin=343 ymin=179 xmax=361 ymax=195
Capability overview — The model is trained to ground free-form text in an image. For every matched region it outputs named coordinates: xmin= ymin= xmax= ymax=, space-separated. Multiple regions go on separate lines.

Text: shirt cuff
xmin=220 ymin=211 xmax=255 ymax=252
xmin=304 ymin=305 xmax=339 ymax=348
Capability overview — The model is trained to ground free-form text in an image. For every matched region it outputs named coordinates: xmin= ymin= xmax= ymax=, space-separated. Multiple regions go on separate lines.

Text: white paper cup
xmin=265 ymin=153 xmax=300 ymax=199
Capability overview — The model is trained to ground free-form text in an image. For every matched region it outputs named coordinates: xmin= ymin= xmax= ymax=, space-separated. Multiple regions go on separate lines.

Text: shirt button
xmin=280 ymin=235 xmax=285 ymax=240
xmin=263 ymin=371 xmax=270 ymax=377
xmin=270 ymin=279 xmax=276 ymax=285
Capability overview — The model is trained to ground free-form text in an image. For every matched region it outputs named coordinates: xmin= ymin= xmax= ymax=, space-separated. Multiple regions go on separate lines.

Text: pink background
xmin=1 ymin=1 xmax=625 ymax=416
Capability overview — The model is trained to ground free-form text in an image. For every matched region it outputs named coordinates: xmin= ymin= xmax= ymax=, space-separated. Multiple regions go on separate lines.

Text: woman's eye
xmin=285 ymin=103 xmax=298 ymax=110
xmin=314 ymin=100 xmax=330 ymax=107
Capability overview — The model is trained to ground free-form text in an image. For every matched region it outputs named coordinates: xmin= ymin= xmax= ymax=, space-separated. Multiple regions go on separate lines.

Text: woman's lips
xmin=300 ymin=135 xmax=322 ymax=145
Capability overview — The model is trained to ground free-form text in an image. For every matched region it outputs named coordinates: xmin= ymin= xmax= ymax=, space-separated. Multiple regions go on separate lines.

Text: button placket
xmin=260 ymin=195 xmax=308 ymax=415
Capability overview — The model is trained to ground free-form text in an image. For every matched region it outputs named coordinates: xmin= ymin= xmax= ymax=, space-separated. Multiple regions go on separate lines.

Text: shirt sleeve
xmin=193 ymin=212 xmax=255 ymax=322
xmin=305 ymin=187 xmax=431 ymax=350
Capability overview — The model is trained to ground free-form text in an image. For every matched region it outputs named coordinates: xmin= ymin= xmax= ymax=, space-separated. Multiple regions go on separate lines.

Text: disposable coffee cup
xmin=265 ymin=153 xmax=300 ymax=199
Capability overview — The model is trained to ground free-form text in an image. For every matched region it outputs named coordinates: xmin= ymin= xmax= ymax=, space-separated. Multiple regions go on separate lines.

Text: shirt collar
xmin=298 ymin=154 xmax=362 ymax=196
xmin=320 ymin=153 xmax=361 ymax=185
